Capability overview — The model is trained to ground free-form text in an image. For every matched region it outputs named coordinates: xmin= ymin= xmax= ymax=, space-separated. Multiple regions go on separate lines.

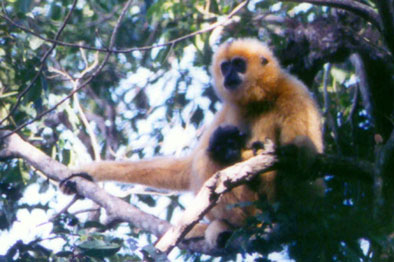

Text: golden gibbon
xmin=67 ymin=38 xmax=323 ymax=247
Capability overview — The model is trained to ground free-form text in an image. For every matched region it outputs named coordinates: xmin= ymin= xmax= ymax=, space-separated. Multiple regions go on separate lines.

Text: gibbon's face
xmin=212 ymin=38 xmax=280 ymax=106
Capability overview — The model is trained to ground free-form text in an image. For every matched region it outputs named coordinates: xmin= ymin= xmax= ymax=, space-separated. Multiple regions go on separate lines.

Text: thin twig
xmin=37 ymin=194 xmax=80 ymax=227
xmin=280 ymin=0 xmax=382 ymax=31
xmin=0 ymin=1 xmax=247 ymax=54
xmin=0 ymin=1 xmax=248 ymax=140
xmin=0 ymin=0 xmax=133 ymax=140
xmin=49 ymin=65 xmax=102 ymax=160
xmin=0 ymin=0 xmax=79 ymax=126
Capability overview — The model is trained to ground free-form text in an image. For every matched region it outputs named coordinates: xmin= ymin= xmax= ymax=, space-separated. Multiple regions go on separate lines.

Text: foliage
xmin=0 ymin=0 xmax=393 ymax=261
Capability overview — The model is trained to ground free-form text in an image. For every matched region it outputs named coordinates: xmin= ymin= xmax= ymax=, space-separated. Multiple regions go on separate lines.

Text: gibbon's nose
xmin=224 ymin=73 xmax=242 ymax=90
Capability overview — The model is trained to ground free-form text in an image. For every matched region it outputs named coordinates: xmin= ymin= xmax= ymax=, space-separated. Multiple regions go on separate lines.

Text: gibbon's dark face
xmin=212 ymin=39 xmax=280 ymax=105
xmin=220 ymin=57 xmax=247 ymax=90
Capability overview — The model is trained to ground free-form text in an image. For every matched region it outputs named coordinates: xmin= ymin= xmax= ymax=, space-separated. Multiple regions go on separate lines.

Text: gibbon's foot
xmin=205 ymin=219 xmax=232 ymax=248
xmin=59 ymin=172 xmax=94 ymax=195
xmin=207 ymin=125 xmax=248 ymax=166
xmin=216 ymin=230 xmax=232 ymax=248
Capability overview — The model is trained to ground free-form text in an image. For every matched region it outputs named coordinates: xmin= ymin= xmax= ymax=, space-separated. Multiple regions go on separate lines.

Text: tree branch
xmin=350 ymin=53 xmax=373 ymax=121
xmin=0 ymin=130 xmax=203 ymax=253
xmin=280 ymin=0 xmax=382 ymax=31
xmin=0 ymin=1 xmax=248 ymax=54
xmin=0 ymin=0 xmax=131 ymax=140
xmin=0 ymin=0 xmax=79 ymax=126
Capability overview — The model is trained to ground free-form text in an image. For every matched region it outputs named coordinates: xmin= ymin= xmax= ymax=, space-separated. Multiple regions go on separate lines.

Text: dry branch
xmin=0 ymin=131 xmax=171 ymax=239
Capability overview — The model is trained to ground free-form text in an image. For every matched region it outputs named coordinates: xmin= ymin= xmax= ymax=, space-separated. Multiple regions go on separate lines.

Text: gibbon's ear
xmin=261 ymin=56 xmax=269 ymax=65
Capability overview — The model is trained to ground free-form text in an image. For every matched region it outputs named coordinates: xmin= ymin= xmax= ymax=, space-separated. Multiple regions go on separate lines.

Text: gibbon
xmin=69 ymin=38 xmax=323 ymax=248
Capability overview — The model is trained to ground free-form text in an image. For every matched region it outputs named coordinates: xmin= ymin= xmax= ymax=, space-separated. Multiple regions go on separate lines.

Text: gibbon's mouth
xmin=224 ymin=77 xmax=242 ymax=90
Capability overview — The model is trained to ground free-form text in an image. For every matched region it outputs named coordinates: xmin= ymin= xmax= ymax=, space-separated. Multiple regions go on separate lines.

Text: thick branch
xmin=312 ymin=153 xmax=374 ymax=183
xmin=0 ymin=131 xmax=170 ymax=236
xmin=281 ymin=0 xmax=382 ymax=31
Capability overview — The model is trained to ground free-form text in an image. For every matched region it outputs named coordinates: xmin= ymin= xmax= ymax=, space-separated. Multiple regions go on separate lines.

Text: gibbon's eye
xmin=261 ymin=56 xmax=269 ymax=65
xmin=220 ymin=61 xmax=231 ymax=75
xmin=232 ymin=57 xmax=246 ymax=73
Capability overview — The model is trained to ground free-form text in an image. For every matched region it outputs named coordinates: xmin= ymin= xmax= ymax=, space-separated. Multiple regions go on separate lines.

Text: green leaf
xmin=48 ymin=3 xmax=62 ymax=20
xmin=78 ymin=240 xmax=121 ymax=258
xmin=55 ymin=251 xmax=73 ymax=258
xmin=15 ymin=0 xmax=33 ymax=14
xmin=29 ymin=36 xmax=45 ymax=50
xmin=331 ymin=67 xmax=348 ymax=84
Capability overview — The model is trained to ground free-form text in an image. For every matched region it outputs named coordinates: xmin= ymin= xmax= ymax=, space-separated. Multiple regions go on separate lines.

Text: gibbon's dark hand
xmin=276 ymin=136 xmax=318 ymax=179
xmin=207 ymin=125 xmax=248 ymax=165
xmin=251 ymin=141 xmax=265 ymax=155
xmin=59 ymin=172 xmax=94 ymax=195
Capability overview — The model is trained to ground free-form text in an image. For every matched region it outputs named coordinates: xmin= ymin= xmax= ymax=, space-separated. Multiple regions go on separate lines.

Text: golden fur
xmin=73 ymin=38 xmax=323 ymax=247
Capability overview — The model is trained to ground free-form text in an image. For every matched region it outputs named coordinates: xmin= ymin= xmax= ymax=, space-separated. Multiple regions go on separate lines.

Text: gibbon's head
xmin=211 ymin=38 xmax=281 ymax=106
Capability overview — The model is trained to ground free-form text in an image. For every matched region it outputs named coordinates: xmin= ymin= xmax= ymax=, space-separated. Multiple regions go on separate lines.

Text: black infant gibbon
xmin=70 ymin=38 xmax=323 ymax=247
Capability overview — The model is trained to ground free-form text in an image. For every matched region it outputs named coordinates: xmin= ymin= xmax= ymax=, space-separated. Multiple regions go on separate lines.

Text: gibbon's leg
xmin=71 ymin=156 xmax=193 ymax=191
xmin=184 ymin=223 xmax=208 ymax=240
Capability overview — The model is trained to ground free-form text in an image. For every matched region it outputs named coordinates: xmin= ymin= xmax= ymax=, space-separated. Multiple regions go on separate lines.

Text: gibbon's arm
xmin=70 ymin=107 xmax=231 ymax=193
xmin=276 ymin=75 xmax=324 ymax=154
xmin=72 ymin=156 xmax=193 ymax=191
xmin=278 ymin=103 xmax=323 ymax=154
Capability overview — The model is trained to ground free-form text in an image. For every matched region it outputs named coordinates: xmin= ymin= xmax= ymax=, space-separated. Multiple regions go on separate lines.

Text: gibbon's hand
xmin=240 ymin=140 xmax=265 ymax=160
xmin=207 ymin=125 xmax=248 ymax=165
xmin=276 ymin=136 xmax=318 ymax=179
xmin=59 ymin=172 xmax=94 ymax=195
